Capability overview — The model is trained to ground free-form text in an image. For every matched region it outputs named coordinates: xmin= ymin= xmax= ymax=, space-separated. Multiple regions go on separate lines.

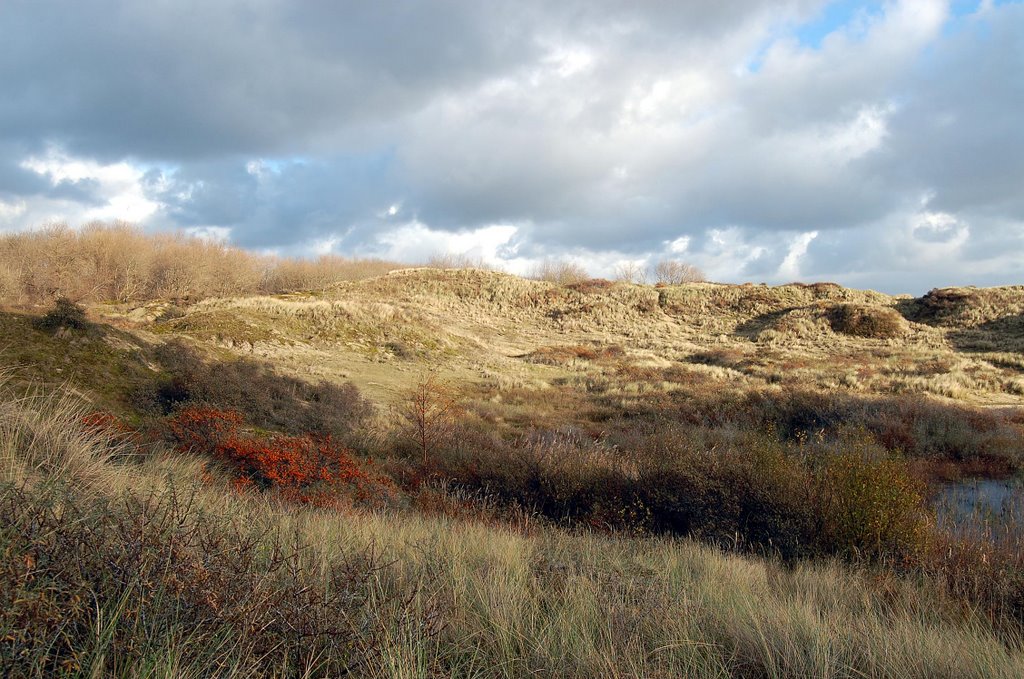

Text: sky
xmin=0 ymin=0 xmax=1021 ymax=293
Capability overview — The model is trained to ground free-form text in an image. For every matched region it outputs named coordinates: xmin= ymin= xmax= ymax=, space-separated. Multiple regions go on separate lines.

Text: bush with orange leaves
xmin=167 ymin=406 xmax=396 ymax=508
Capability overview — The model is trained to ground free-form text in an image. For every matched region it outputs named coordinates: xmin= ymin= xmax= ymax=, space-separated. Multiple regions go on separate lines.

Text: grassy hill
xmin=3 ymin=230 xmax=1024 ymax=677
xmin=78 ymin=267 xmax=1024 ymax=410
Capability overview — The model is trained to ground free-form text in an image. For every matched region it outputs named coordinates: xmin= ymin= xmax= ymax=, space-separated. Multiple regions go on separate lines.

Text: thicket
xmin=402 ymin=388 xmax=1024 ymax=621
xmin=0 ymin=222 xmax=401 ymax=304
xmin=424 ymin=424 xmax=929 ymax=562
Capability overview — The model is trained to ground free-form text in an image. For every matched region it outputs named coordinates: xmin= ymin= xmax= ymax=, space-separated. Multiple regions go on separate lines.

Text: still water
xmin=935 ymin=477 xmax=1024 ymax=536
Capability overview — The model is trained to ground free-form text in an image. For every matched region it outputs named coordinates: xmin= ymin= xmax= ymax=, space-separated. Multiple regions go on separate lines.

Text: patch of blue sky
xmin=949 ymin=0 xmax=983 ymax=17
xmin=942 ymin=0 xmax=1021 ymax=39
xmin=741 ymin=0 xmax=885 ymax=74
xmin=794 ymin=0 xmax=885 ymax=49
xmin=254 ymin=147 xmax=397 ymax=175
xmin=952 ymin=0 xmax=1021 ymax=16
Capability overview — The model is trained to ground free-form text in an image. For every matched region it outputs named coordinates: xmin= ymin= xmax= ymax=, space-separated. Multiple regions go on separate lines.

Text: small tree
xmin=399 ymin=373 xmax=461 ymax=465
xmin=654 ymin=260 xmax=704 ymax=285
xmin=614 ymin=261 xmax=647 ymax=284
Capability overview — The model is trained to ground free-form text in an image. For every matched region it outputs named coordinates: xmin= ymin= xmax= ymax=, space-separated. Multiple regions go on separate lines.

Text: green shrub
xmin=817 ymin=444 xmax=930 ymax=559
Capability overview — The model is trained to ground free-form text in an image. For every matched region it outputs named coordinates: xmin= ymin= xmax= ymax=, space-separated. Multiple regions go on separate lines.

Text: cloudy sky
xmin=1 ymin=0 xmax=1021 ymax=292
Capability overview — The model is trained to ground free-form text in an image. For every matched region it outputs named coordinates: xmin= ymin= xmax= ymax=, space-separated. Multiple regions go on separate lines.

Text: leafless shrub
xmin=425 ymin=252 xmax=494 ymax=270
xmin=654 ymin=260 xmax=705 ymax=285
xmin=398 ymin=373 xmax=462 ymax=465
xmin=0 ymin=222 xmax=403 ymax=304
xmin=530 ymin=259 xmax=590 ymax=285
xmin=614 ymin=261 xmax=648 ymax=284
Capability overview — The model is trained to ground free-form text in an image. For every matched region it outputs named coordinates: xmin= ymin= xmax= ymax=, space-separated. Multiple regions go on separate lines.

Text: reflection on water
xmin=935 ymin=478 xmax=1024 ymax=536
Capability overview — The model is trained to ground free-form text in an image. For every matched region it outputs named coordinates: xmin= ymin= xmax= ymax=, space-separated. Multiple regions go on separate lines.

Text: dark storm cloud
xmin=0 ymin=0 xmax=545 ymax=160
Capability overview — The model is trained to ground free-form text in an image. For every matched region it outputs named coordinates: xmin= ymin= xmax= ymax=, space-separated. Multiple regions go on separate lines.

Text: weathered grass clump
xmin=830 ymin=303 xmax=908 ymax=338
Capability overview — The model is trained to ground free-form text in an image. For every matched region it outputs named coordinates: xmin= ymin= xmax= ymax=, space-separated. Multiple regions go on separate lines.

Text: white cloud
xmin=366 ymin=221 xmax=519 ymax=267
xmin=778 ymin=230 xmax=819 ymax=279
xmin=0 ymin=199 xmax=27 ymax=222
xmin=19 ymin=147 xmax=161 ymax=223
xmin=184 ymin=226 xmax=231 ymax=243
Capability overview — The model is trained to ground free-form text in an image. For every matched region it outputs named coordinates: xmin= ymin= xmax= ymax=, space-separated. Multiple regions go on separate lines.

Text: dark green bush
xmin=33 ymin=297 xmax=89 ymax=332
xmin=816 ymin=445 xmax=929 ymax=559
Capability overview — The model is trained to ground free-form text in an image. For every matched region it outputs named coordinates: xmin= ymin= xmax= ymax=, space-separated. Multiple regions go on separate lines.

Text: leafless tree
xmin=399 ymin=372 xmax=462 ymax=465
xmin=614 ymin=261 xmax=648 ymax=284
xmin=654 ymin=260 xmax=705 ymax=285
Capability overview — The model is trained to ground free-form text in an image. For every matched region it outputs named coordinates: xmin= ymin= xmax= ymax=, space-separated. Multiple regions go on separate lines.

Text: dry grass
xmin=52 ymin=265 xmax=1020 ymax=412
xmin=829 ymin=303 xmax=909 ymax=339
xmin=2 ymin=381 xmax=1023 ymax=677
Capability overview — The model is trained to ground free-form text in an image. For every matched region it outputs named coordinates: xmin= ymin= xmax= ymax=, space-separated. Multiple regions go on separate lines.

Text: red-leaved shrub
xmin=167 ymin=406 xmax=394 ymax=508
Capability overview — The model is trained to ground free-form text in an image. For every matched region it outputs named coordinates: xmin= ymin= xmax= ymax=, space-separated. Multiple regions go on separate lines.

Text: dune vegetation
xmin=3 ymin=223 xmax=1024 ymax=677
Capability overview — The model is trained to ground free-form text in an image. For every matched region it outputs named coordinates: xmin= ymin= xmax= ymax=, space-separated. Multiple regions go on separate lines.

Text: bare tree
xmin=654 ymin=260 xmax=705 ymax=285
xmin=399 ymin=372 xmax=462 ymax=465
xmin=614 ymin=261 xmax=647 ymax=284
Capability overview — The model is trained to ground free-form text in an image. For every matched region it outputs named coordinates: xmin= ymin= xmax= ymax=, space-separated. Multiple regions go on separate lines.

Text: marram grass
xmin=1 ymin=384 xmax=1022 ymax=677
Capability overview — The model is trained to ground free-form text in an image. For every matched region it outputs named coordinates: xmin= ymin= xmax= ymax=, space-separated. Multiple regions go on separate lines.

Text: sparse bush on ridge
xmin=654 ymin=259 xmax=705 ymax=285
xmin=424 ymin=252 xmax=495 ymax=270
xmin=613 ymin=261 xmax=647 ymax=284
xmin=529 ymin=259 xmax=590 ymax=285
